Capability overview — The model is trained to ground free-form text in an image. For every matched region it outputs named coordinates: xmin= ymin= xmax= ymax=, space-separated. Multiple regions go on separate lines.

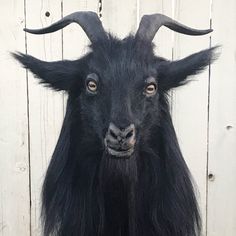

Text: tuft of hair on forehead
xmin=90 ymin=34 xmax=155 ymax=58
xmin=88 ymin=34 xmax=159 ymax=77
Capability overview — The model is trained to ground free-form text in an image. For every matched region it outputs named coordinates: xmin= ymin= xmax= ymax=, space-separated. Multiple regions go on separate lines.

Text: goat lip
xmin=106 ymin=146 xmax=134 ymax=158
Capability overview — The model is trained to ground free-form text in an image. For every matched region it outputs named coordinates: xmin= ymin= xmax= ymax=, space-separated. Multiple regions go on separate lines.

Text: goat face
xmin=79 ymin=38 xmax=163 ymax=158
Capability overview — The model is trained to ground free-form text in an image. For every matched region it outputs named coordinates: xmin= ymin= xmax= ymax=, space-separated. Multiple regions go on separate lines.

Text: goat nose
xmin=105 ymin=123 xmax=136 ymax=157
xmin=108 ymin=123 xmax=135 ymax=142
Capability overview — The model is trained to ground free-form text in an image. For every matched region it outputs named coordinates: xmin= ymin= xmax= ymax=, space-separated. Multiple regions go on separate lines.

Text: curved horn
xmin=136 ymin=14 xmax=212 ymax=41
xmin=24 ymin=11 xmax=107 ymax=43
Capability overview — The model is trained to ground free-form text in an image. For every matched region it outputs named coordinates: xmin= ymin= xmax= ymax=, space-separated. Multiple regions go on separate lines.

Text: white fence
xmin=0 ymin=0 xmax=235 ymax=235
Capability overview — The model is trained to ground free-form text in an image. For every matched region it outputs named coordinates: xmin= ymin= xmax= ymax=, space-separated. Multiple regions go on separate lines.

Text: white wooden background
xmin=0 ymin=0 xmax=235 ymax=235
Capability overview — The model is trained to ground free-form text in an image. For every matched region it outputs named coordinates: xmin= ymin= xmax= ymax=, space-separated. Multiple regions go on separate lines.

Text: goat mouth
xmin=106 ymin=146 xmax=135 ymax=158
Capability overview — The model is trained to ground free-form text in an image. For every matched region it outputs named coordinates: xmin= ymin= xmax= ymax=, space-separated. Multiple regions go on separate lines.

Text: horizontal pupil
xmin=147 ymin=85 xmax=155 ymax=92
xmin=88 ymin=81 xmax=96 ymax=89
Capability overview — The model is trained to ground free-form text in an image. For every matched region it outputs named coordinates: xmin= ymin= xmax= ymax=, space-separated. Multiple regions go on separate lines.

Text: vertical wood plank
xmin=102 ymin=0 xmax=137 ymax=38
xmin=207 ymin=1 xmax=236 ymax=235
xmin=171 ymin=1 xmax=211 ymax=234
xmin=139 ymin=0 xmax=173 ymax=59
xmin=0 ymin=1 xmax=30 ymax=235
xmin=25 ymin=1 xmax=64 ymax=234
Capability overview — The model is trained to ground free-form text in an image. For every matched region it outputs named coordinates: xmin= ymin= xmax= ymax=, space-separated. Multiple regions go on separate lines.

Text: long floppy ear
xmin=158 ymin=46 xmax=219 ymax=91
xmin=12 ymin=53 xmax=84 ymax=91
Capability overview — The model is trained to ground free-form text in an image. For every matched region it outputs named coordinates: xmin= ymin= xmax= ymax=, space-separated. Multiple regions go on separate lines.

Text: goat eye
xmin=86 ymin=73 xmax=99 ymax=94
xmin=144 ymin=83 xmax=157 ymax=96
xmin=87 ymin=80 xmax=97 ymax=92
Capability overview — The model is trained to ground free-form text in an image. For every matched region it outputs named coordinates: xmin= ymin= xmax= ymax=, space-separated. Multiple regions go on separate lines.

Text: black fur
xmin=13 ymin=34 xmax=217 ymax=236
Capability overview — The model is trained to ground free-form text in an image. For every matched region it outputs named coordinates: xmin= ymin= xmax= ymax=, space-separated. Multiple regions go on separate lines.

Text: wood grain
xmin=171 ymin=1 xmax=211 ymax=234
xmin=0 ymin=0 xmax=30 ymax=235
xmin=25 ymin=0 xmax=64 ymax=234
xmin=102 ymin=0 xmax=137 ymax=38
xmin=207 ymin=0 xmax=236 ymax=235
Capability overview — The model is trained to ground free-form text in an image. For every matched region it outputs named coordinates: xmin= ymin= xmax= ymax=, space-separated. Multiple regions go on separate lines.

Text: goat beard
xmin=98 ymin=152 xmax=138 ymax=235
xmin=42 ymin=130 xmax=200 ymax=236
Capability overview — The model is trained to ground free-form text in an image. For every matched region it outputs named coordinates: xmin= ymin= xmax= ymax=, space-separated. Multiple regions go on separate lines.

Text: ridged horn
xmin=136 ymin=14 xmax=212 ymax=41
xmin=24 ymin=11 xmax=107 ymax=43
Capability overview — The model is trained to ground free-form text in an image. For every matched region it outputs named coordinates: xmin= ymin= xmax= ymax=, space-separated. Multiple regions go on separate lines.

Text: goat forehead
xmin=91 ymin=51 xmax=154 ymax=81
xmin=91 ymin=37 xmax=154 ymax=65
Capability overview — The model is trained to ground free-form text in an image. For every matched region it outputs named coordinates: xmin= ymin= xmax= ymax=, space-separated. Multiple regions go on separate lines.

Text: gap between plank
xmin=206 ymin=1 xmax=213 ymax=235
xmin=24 ymin=0 xmax=32 ymax=235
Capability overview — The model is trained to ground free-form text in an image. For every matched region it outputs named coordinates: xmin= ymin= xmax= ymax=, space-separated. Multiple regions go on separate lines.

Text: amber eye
xmin=86 ymin=73 xmax=99 ymax=94
xmin=145 ymin=83 xmax=157 ymax=96
xmin=87 ymin=80 xmax=97 ymax=92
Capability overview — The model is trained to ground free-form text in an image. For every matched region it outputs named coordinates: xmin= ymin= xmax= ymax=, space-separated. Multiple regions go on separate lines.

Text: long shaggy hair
xmin=41 ymin=93 xmax=201 ymax=236
xmin=13 ymin=11 xmax=218 ymax=236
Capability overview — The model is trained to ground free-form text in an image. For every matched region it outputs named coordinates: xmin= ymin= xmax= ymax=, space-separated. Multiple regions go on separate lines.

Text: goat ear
xmin=158 ymin=46 xmax=219 ymax=90
xmin=12 ymin=53 xmax=82 ymax=91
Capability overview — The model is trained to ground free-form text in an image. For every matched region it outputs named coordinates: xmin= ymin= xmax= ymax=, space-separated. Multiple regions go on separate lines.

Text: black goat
xmin=13 ymin=12 xmax=217 ymax=236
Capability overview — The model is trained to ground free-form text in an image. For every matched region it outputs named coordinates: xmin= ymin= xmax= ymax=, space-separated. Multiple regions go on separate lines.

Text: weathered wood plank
xmin=0 ymin=1 xmax=30 ymax=235
xmin=207 ymin=1 xmax=236 ymax=235
xmin=102 ymin=0 xmax=137 ymax=38
xmin=25 ymin=1 xmax=64 ymax=234
xmin=171 ymin=1 xmax=211 ymax=235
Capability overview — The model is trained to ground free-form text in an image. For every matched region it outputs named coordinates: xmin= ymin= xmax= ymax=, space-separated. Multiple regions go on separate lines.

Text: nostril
xmin=109 ymin=129 xmax=117 ymax=139
xmin=125 ymin=130 xmax=134 ymax=139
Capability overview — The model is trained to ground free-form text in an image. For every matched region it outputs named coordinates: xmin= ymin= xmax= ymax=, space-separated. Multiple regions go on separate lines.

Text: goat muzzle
xmin=104 ymin=123 xmax=136 ymax=158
